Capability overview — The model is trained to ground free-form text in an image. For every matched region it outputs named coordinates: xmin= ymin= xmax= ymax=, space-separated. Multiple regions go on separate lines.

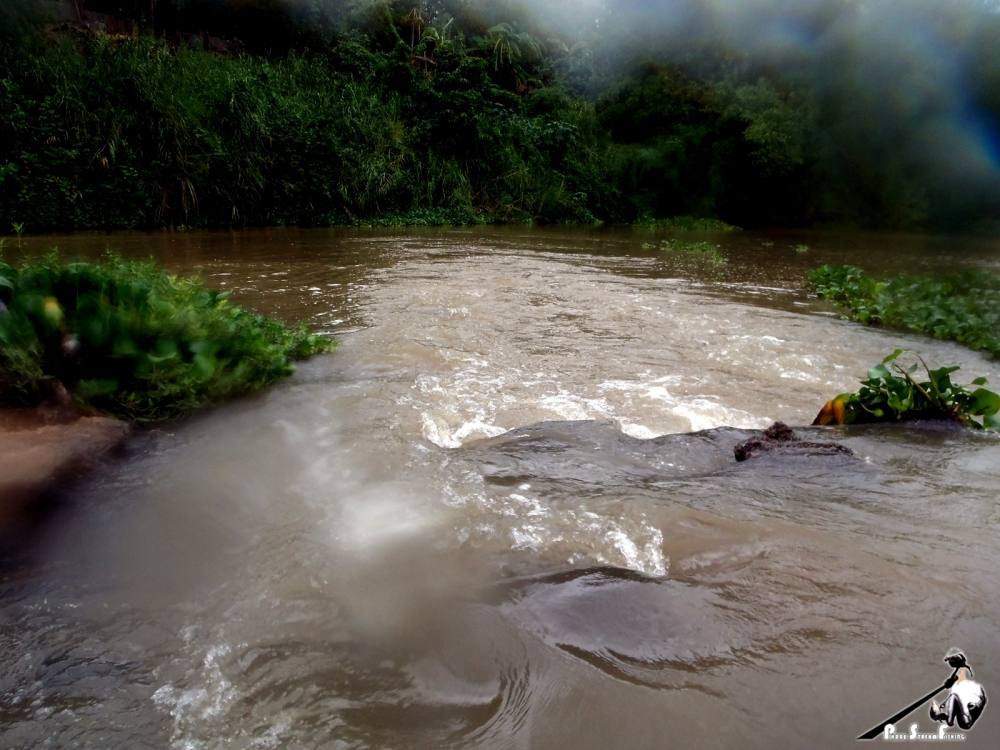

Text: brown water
xmin=2 ymin=227 xmax=1000 ymax=749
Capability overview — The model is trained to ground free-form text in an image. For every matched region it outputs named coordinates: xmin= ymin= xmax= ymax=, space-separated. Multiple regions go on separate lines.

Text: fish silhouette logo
xmin=857 ymin=648 xmax=988 ymax=740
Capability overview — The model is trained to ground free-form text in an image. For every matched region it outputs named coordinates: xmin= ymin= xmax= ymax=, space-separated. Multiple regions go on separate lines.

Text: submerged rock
xmin=733 ymin=421 xmax=854 ymax=462
xmin=0 ymin=409 xmax=129 ymax=521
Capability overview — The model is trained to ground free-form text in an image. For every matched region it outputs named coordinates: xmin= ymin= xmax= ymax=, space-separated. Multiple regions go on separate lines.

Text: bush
xmin=0 ymin=31 xmax=616 ymax=231
xmin=0 ymin=255 xmax=333 ymax=420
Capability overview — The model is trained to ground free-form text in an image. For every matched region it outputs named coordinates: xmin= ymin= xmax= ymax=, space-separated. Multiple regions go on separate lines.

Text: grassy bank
xmin=808 ymin=265 xmax=1000 ymax=357
xmin=0 ymin=255 xmax=332 ymax=421
xmin=9 ymin=1 xmax=1000 ymax=234
xmin=0 ymin=31 xmax=613 ymax=231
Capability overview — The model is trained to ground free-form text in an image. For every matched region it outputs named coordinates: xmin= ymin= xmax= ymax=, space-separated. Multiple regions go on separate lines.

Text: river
xmin=2 ymin=227 xmax=999 ymax=748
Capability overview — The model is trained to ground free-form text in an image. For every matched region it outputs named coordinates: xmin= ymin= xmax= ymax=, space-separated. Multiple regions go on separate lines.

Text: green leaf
xmin=817 ymin=352 xmax=1000 ymax=430
xmin=969 ymin=388 xmax=1000 ymax=416
xmin=868 ymin=364 xmax=890 ymax=380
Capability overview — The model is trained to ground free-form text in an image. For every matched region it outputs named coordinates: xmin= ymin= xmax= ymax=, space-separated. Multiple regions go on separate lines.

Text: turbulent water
xmin=2 ymin=227 xmax=1000 ymax=749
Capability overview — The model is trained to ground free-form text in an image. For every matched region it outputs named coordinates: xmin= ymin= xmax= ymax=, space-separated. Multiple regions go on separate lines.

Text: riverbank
xmin=0 ymin=255 xmax=333 ymax=513
xmin=0 ymin=255 xmax=333 ymax=421
xmin=6 ymin=4 xmax=999 ymax=235
xmin=0 ymin=407 xmax=129 ymax=521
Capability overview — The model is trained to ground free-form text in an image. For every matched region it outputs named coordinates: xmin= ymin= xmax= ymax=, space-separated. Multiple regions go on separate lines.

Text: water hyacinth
xmin=814 ymin=350 xmax=1000 ymax=431
xmin=0 ymin=255 xmax=333 ymax=420
xmin=808 ymin=265 xmax=1000 ymax=357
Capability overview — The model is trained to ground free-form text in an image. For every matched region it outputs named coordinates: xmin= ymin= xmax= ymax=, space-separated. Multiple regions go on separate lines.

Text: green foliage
xmin=351 ymin=207 xmax=487 ymax=227
xmin=817 ymin=350 xmax=1000 ymax=430
xmin=636 ymin=216 xmax=740 ymax=232
xmin=6 ymin=1 xmax=999 ymax=231
xmin=644 ymin=238 xmax=727 ymax=266
xmin=809 ymin=265 xmax=1000 ymax=356
xmin=0 ymin=27 xmax=615 ymax=231
xmin=718 ymin=79 xmax=815 ymax=180
xmin=0 ymin=255 xmax=333 ymax=421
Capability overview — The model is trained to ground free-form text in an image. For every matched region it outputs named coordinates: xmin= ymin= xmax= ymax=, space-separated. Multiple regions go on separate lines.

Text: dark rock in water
xmin=734 ymin=421 xmax=854 ymax=462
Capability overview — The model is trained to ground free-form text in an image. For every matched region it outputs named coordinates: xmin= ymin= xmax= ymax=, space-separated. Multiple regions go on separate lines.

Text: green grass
xmin=0 ymin=255 xmax=333 ymax=421
xmin=808 ymin=264 xmax=1000 ymax=357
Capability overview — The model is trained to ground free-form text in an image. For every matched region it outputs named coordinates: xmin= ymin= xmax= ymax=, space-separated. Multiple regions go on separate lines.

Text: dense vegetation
xmin=0 ymin=255 xmax=332 ymax=420
xmin=2 ymin=0 xmax=999 ymax=232
xmin=809 ymin=265 xmax=1000 ymax=358
xmin=813 ymin=350 xmax=1000 ymax=430
xmin=0 ymin=2 xmax=614 ymax=229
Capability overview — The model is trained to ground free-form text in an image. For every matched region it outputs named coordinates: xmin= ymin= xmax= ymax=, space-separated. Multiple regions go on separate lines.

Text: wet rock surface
xmin=0 ymin=409 xmax=129 ymax=518
xmin=733 ymin=421 xmax=856 ymax=462
xmin=462 ymin=419 xmax=860 ymax=488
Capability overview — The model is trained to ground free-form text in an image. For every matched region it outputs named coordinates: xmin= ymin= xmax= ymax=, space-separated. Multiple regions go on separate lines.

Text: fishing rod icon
xmin=858 ymin=649 xmax=987 ymax=740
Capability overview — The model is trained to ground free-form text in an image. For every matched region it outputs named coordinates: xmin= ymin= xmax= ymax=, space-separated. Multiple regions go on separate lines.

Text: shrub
xmin=0 ymin=255 xmax=333 ymax=421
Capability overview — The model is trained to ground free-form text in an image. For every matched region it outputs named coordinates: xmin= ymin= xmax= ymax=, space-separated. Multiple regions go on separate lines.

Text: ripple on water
xmin=498 ymin=568 xmax=746 ymax=689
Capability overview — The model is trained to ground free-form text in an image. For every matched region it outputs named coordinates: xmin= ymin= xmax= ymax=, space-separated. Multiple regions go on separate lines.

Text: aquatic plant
xmin=813 ymin=350 xmax=1000 ymax=430
xmin=636 ymin=216 xmax=740 ymax=232
xmin=351 ymin=207 xmax=489 ymax=228
xmin=0 ymin=255 xmax=333 ymax=421
xmin=808 ymin=265 xmax=1000 ymax=356
xmin=653 ymin=238 xmax=727 ymax=266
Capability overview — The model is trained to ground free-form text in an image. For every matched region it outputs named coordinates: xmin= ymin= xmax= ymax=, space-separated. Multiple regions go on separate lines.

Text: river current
xmin=2 ymin=227 xmax=999 ymax=748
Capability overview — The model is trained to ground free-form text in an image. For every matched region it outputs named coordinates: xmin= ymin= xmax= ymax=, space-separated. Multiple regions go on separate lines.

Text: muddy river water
xmin=2 ymin=227 xmax=999 ymax=748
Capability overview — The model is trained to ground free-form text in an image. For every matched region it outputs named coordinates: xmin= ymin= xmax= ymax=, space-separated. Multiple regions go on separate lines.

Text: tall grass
xmin=0 ymin=33 xmax=613 ymax=231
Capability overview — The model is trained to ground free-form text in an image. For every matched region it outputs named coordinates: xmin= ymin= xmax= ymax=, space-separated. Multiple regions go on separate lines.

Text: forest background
xmin=2 ymin=0 xmax=999 ymax=233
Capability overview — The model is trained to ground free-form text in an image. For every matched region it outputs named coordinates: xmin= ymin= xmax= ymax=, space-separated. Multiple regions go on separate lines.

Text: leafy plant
xmin=0 ymin=27 xmax=616 ymax=231
xmin=794 ymin=243 xmax=809 ymax=254
xmin=0 ymin=255 xmax=334 ymax=421
xmin=635 ymin=216 xmax=740 ymax=232
xmin=809 ymin=265 xmax=1000 ymax=356
xmin=813 ymin=350 xmax=1000 ymax=430
xmin=649 ymin=238 xmax=727 ymax=266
